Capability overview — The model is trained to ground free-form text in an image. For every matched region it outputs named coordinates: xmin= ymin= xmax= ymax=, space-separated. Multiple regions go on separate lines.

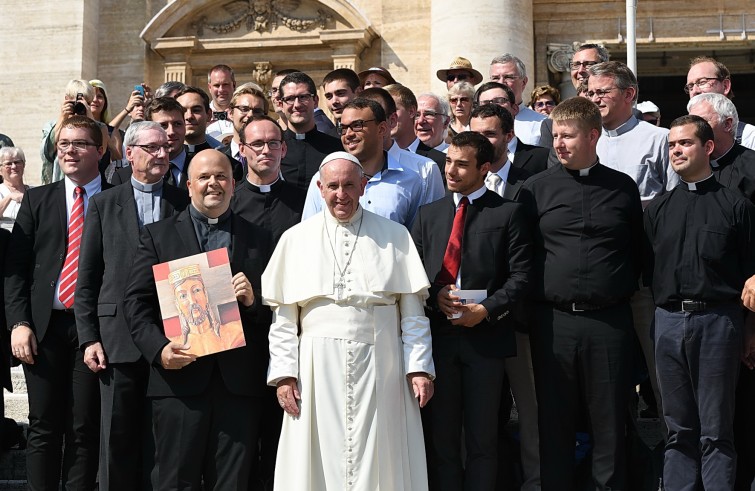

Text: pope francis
xmin=263 ymin=151 xmax=436 ymax=490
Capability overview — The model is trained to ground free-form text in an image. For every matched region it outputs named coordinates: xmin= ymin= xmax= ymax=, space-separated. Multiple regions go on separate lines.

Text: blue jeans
xmin=654 ymin=304 xmax=743 ymax=491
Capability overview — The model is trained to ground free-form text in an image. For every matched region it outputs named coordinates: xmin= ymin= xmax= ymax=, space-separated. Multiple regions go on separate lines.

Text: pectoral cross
xmin=335 ymin=278 xmax=346 ymax=300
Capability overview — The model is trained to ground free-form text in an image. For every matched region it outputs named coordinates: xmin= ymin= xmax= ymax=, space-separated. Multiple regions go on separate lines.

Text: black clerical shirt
xmin=279 ymin=128 xmax=343 ymax=191
xmin=231 ymin=178 xmax=305 ymax=247
xmin=644 ymin=175 xmax=755 ymax=305
xmin=189 ymin=205 xmax=232 ymax=253
xmin=520 ymin=162 xmax=643 ymax=304
xmin=711 ymin=143 xmax=755 ymax=204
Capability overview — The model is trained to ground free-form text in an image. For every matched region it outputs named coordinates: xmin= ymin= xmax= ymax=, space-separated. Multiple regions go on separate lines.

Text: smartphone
xmin=134 ymin=85 xmax=145 ymax=97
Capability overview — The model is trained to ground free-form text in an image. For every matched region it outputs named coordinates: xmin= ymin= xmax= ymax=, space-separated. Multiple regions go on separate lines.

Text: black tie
xmin=164 ymin=163 xmax=179 ymax=186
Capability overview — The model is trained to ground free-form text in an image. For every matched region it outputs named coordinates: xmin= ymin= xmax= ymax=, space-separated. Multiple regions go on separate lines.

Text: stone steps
xmin=4 ymin=367 xmax=28 ymax=424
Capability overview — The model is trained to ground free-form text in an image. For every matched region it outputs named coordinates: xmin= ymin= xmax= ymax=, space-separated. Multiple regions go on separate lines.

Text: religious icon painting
xmin=152 ymin=248 xmax=246 ymax=357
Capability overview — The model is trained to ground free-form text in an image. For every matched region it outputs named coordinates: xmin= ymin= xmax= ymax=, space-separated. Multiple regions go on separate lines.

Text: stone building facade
xmin=1 ymin=0 xmax=753 ymax=183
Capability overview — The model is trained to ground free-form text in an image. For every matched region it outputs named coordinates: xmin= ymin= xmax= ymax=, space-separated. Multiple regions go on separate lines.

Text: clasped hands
xmin=436 ymin=284 xmax=488 ymax=327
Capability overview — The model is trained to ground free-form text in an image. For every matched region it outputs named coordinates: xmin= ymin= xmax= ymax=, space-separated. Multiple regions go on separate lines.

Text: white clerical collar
xmin=567 ymin=159 xmax=599 ymax=176
xmin=453 ymin=184 xmax=487 ymax=206
xmin=186 ymin=141 xmax=207 ymax=152
xmin=246 ymin=175 xmax=280 ymax=193
xmin=130 ymin=175 xmax=163 ymax=192
xmin=682 ymin=173 xmax=714 ymax=191
xmin=710 ymin=143 xmax=736 ymax=168
xmin=603 ymin=115 xmax=639 ymax=137
xmin=295 ymin=132 xmax=306 ymax=140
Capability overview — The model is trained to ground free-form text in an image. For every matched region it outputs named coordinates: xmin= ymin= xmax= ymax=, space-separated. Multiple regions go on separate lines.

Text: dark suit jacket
xmin=216 ymin=143 xmax=246 ymax=183
xmin=0 ymin=228 xmax=11 ymax=391
xmin=416 ymin=141 xmax=447 ymax=183
xmin=4 ymin=179 xmax=112 ymax=343
xmin=74 ymin=182 xmax=190 ymax=364
xmin=503 ymin=165 xmax=532 ymax=202
xmin=513 ymin=140 xmax=551 ymax=175
xmin=123 ymin=209 xmax=272 ymax=398
xmin=411 ymin=190 xmax=532 ymax=358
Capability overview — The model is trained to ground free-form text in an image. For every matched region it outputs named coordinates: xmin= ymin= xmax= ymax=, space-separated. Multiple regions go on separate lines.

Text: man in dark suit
xmin=474 ymin=82 xmax=551 ymax=175
xmin=0 ymin=228 xmax=11 ymax=426
xmin=123 ymin=149 xmax=272 ymax=489
xmin=277 ymin=72 xmax=343 ymax=190
xmin=232 ymin=114 xmax=305 ymax=489
xmin=470 ymin=103 xmax=541 ymax=489
xmin=175 ymin=86 xmax=223 ymax=157
xmin=111 ymin=97 xmax=191 ymax=190
xmin=411 ymin=131 xmax=531 ymax=490
xmin=74 ymin=121 xmax=190 ymax=490
xmin=470 ymin=103 xmax=531 ymax=200
xmin=5 ymin=116 xmax=111 ymax=490
xmin=217 ymin=83 xmax=270 ymax=183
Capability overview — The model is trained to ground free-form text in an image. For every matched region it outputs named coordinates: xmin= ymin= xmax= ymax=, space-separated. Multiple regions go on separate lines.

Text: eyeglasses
xmin=479 ymin=97 xmax=510 ymax=106
xmin=535 ymin=100 xmax=556 ymax=109
xmin=683 ymin=77 xmax=723 ymax=94
xmin=240 ymin=140 xmax=283 ymax=151
xmin=280 ymin=93 xmax=315 ymax=105
xmin=57 ymin=140 xmax=98 ymax=152
xmin=491 ymin=75 xmax=521 ymax=83
xmin=449 ymin=96 xmax=471 ymax=104
xmin=267 ymin=87 xmax=279 ymax=98
xmin=570 ymin=61 xmax=599 ymax=70
xmin=132 ymin=143 xmax=171 ymax=155
xmin=413 ymin=111 xmax=447 ymax=122
xmin=338 ymin=119 xmax=376 ymax=135
xmin=586 ymin=87 xmax=619 ymax=99
xmin=231 ymin=105 xmax=265 ymax=116
xmin=446 ymin=73 xmax=470 ymax=82
xmin=2 ymin=159 xmax=25 ymax=167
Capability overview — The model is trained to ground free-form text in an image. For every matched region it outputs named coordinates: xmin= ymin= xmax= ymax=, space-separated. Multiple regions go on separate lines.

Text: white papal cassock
xmin=263 ymin=206 xmax=435 ymax=491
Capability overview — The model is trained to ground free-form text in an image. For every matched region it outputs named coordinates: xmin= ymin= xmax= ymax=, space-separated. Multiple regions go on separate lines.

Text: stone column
xmin=164 ymin=62 xmax=192 ymax=84
xmin=547 ymin=43 xmax=578 ymax=99
xmin=430 ymin=0 xmax=534 ymax=98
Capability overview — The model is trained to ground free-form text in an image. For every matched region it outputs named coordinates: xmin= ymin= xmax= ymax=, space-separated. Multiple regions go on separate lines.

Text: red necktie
xmin=436 ymin=196 xmax=468 ymax=286
xmin=58 ymin=186 xmax=84 ymax=308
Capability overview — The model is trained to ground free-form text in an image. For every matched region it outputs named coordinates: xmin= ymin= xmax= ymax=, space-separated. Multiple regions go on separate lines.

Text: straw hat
xmin=357 ymin=67 xmax=397 ymax=86
xmin=436 ymin=56 xmax=484 ymax=85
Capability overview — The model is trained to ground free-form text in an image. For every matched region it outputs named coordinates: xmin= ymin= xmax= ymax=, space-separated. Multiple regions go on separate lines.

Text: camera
xmin=73 ymin=93 xmax=88 ymax=116
xmin=213 ymin=111 xmax=227 ymax=121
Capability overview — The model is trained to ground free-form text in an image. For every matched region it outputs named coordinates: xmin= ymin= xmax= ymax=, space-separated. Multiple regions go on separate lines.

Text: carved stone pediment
xmin=176 ymin=0 xmax=335 ymax=38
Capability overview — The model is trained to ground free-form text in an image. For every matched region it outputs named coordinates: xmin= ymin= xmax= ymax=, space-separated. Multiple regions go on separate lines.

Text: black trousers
xmin=151 ymin=367 xmax=262 ymax=491
xmin=23 ymin=310 xmax=100 ymax=490
xmin=427 ymin=332 xmax=508 ymax=491
xmin=249 ymin=385 xmax=283 ymax=490
xmin=98 ymin=359 xmax=154 ymax=491
xmin=531 ymin=304 xmax=633 ymax=491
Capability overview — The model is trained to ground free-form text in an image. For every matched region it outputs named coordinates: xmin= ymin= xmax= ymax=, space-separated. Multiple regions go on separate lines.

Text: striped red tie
xmin=58 ymin=186 xmax=85 ymax=308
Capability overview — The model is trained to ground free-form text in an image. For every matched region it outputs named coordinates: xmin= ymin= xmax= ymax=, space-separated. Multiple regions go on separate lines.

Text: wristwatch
xmin=10 ymin=321 xmax=30 ymax=331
